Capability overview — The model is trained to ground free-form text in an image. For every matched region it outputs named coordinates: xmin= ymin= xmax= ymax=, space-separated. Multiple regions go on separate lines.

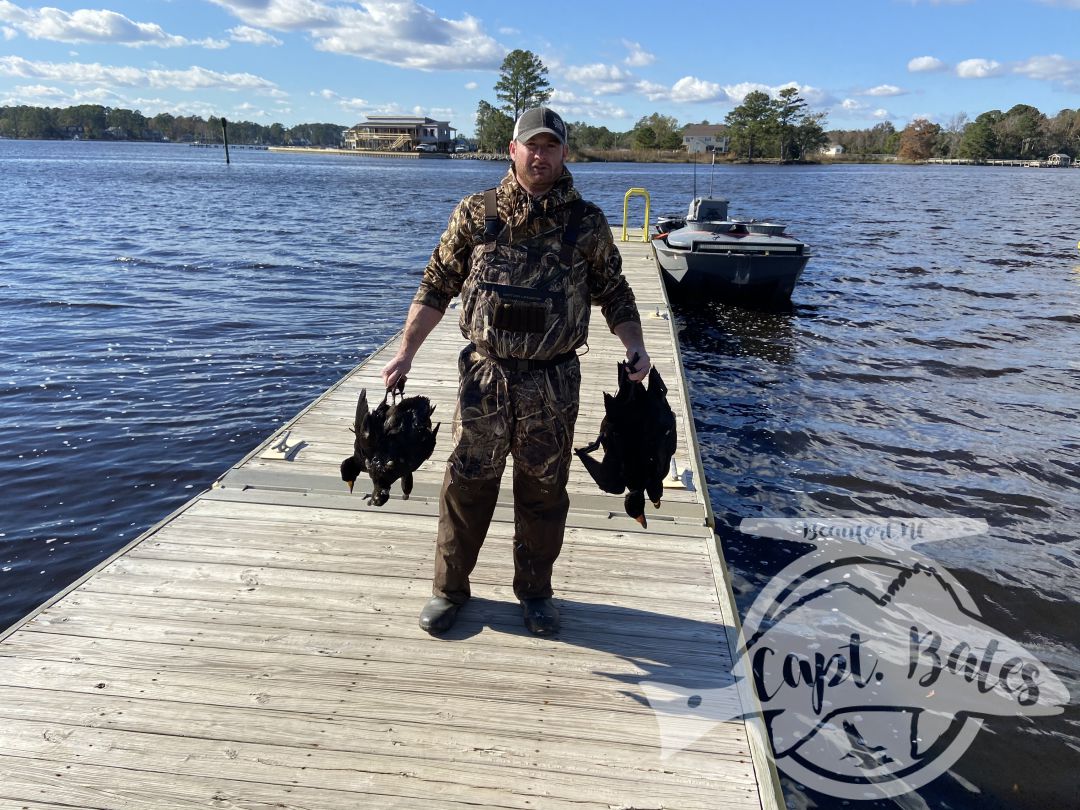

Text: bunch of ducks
xmin=575 ymin=357 xmax=677 ymax=528
xmin=340 ymin=359 xmax=676 ymax=529
xmin=340 ymin=380 xmax=440 ymax=506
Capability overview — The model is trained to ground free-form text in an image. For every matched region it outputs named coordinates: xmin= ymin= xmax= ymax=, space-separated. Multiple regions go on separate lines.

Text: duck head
xmin=625 ymin=490 xmax=647 ymax=528
xmin=340 ymin=456 xmax=364 ymax=493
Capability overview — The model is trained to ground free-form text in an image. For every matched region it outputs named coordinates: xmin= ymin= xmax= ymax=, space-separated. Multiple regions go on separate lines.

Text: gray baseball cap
xmin=513 ymin=107 xmax=567 ymax=144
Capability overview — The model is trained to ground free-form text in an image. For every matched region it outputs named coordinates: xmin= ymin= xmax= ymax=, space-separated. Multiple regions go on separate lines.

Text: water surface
xmin=1 ymin=141 xmax=1077 ymax=808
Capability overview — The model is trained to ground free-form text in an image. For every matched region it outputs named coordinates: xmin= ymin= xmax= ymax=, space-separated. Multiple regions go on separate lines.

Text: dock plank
xmin=0 ymin=231 xmax=781 ymax=809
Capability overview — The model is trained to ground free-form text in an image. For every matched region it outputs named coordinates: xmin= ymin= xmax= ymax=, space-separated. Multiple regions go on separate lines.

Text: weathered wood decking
xmin=0 ymin=232 xmax=782 ymax=809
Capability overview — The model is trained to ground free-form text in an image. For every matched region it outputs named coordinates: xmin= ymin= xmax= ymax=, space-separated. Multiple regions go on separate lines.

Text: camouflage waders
xmin=415 ymin=170 xmax=641 ymax=605
xmin=433 ymin=345 xmax=580 ymax=603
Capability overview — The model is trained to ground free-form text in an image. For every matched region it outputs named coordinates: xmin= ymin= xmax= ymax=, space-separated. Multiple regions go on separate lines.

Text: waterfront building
xmin=683 ymin=124 xmax=730 ymax=154
xmin=343 ymin=115 xmax=456 ymax=152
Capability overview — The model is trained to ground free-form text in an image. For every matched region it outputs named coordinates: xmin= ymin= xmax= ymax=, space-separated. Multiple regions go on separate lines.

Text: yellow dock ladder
xmin=621 ymin=187 xmax=651 ymax=242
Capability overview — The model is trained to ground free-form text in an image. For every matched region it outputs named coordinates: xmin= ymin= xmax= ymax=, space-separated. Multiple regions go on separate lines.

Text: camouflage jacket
xmin=414 ymin=168 xmax=640 ymax=360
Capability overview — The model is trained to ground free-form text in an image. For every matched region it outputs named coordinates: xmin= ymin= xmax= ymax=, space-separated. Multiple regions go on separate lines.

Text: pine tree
xmin=725 ymin=91 xmax=778 ymax=161
xmin=494 ymin=50 xmax=552 ymax=120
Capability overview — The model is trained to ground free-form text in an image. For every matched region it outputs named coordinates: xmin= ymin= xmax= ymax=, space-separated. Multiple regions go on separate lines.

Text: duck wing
xmin=576 ymin=378 xmax=633 ymax=494
xmin=642 ymin=367 xmax=678 ymax=506
xmin=575 ymin=441 xmax=627 ymax=494
xmin=352 ymin=389 xmax=372 ymax=456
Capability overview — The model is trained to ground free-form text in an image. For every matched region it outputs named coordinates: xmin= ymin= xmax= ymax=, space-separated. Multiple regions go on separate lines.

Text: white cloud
xmin=2 ymin=25 xmax=15 ymax=39
xmin=563 ymin=62 xmax=635 ymax=95
xmin=204 ymin=0 xmax=337 ymax=30
xmin=956 ymin=58 xmax=1003 ymax=78
xmin=635 ymin=79 xmax=669 ymax=101
xmin=547 ymin=88 xmax=628 ymax=121
xmin=1 ymin=82 xmax=133 ymax=109
xmin=722 ymin=80 xmax=831 ymax=106
xmin=0 ymin=2 xmax=227 ymax=48
xmin=835 ymin=98 xmax=894 ymax=122
xmin=208 ymin=0 xmax=504 ymax=70
xmin=0 ymin=55 xmax=286 ymax=97
xmin=419 ymin=106 xmax=454 ymax=120
xmin=338 ymin=97 xmax=368 ymax=114
xmin=784 ymin=82 xmax=830 ymax=106
xmin=0 ymin=0 xmax=29 ymax=24
xmin=229 ymin=25 xmax=283 ymax=46
xmin=1013 ymin=53 xmax=1080 ymax=89
xmin=622 ymin=40 xmax=655 ymax=67
xmin=908 ymin=55 xmax=947 ymax=72
xmin=10 ymin=82 xmax=66 ymax=99
xmin=723 ymin=81 xmax=773 ymax=102
xmin=314 ymin=87 xmax=368 ymax=114
xmin=464 ymin=80 xmax=477 ymax=90
xmin=232 ymin=101 xmax=276 ymax=119
xmin=671 ymin=75 xmax=725 ymax=103
xmin=635 ymin=74 xmax=730 ymax=104
xmin=862 ymin=84 xmax=906 ymax=97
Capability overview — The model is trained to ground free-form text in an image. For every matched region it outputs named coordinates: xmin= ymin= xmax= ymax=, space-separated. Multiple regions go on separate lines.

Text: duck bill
xmin=346 ymin=481 xmax=355 ymax=493
xmin=635 ymin=514 xmax=648 ymax=528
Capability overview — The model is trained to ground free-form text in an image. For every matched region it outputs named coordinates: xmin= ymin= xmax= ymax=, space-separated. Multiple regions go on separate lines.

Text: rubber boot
xmin=432 ymin=466 xmax=500 ymax=604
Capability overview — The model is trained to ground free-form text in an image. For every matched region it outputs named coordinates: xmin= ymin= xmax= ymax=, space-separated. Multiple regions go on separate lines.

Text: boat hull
xmin=651 ymin=236 xmax=809 ymax=304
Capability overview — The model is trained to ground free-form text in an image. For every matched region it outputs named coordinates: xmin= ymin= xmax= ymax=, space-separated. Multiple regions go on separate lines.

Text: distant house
xmin=683 ymin=124 xmax=729 ymax=154
xmin=820 ymin=144 xmax=845 ymax=156
xmin=1048 ymin=153 xmax=1072 ymax=167
xmin=343 ymin=116 xmax=456 ymax=152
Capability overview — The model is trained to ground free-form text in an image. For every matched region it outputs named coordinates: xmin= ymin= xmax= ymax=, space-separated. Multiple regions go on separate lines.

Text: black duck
xmin=575 ymin=360 xmax=677 ymax=528
xmin=340 ymin=382 xmax=440 ymax=506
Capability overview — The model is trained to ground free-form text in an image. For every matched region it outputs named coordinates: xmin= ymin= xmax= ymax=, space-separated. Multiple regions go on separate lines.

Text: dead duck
xmin=340 ymin=381 xmax=439 ymax=506
xmin=575 ymin=359 xmax=677 ymax=528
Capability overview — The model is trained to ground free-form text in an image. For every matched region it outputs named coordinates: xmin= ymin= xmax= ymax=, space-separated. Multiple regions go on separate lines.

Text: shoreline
xmin=4 ymin=139 xmax=1076 ymax=167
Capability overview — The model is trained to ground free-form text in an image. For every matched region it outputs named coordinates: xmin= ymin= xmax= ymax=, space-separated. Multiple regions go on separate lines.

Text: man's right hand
xmin=381 ymin=353 xmax=412 ymax=390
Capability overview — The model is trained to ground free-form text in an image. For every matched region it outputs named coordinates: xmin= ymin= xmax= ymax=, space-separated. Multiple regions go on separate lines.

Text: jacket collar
xmin=499 ymin=167 xmax=578 ymax=222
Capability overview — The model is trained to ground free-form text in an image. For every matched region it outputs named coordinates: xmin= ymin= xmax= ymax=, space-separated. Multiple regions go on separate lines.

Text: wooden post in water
xmin=221 ymin=117 xmax=230 ymax=164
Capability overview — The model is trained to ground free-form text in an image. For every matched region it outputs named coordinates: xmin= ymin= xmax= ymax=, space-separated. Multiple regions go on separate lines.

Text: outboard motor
xmin=687 ymin=197 xmax=729 ymax=222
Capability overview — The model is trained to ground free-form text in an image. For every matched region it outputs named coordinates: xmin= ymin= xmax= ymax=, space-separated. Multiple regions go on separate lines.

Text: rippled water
xmin=1 ymin=141 xmax=1077 ymax=808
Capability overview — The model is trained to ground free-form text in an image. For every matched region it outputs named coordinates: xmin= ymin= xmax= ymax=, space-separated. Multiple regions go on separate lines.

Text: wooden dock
xmin=0 ymin=231 xmax=781 ymax=809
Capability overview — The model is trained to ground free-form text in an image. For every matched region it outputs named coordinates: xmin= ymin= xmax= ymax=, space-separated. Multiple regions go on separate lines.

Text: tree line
xmin=5 ymin=63 xmax=1076 ymax=163
xmin=0 ymin=104 xmax=345 ymax=147
xmin=810 ymin=105 xmax=1079 ymax=161
xmin=892 ymin=105 xmax=1080 ymax=161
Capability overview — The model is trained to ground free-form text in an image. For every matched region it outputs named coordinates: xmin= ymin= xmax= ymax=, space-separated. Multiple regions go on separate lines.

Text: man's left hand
xmin=625 ymin=347 xmax=651 ymax=382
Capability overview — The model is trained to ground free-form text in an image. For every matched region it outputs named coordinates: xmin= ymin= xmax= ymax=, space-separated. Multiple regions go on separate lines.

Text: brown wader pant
xmin=432 ymin=345 xmax=580 ymax=604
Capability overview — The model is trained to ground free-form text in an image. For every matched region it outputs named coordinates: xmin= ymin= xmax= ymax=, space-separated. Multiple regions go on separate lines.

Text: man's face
xmin=510 ymin=133 xmax=568 ymax=195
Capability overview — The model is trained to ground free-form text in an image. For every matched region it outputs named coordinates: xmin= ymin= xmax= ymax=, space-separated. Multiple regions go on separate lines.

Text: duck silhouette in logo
xmin=575 ymin=356 xmax=677 ymax=528
xmin=340 ymin=380 xmax=439 ymax=506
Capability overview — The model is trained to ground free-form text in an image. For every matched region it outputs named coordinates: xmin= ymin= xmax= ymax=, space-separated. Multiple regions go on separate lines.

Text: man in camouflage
xmin=381 ymin=107 xmax=651 ymax=636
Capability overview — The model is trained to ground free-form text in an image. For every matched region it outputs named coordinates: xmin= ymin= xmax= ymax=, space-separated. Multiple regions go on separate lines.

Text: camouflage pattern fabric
xmin=447 ymin=343 xmax=580 ymax=485
xmin=414 ymin=167 xmax=641 ymax=358
xmin=418 ymin=168 xmax=642 ymax=603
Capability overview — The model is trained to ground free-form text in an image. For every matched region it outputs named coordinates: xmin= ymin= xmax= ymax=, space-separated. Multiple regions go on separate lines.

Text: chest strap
xmin=483 ymin=187 xmax=501 ymax=242
xmin=482 ymin=187 xmax=587 ymax=266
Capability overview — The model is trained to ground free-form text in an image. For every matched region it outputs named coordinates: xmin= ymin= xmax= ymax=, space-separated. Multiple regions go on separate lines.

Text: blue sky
xmin=1 ymin=0 xmax=1078 ymax=135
